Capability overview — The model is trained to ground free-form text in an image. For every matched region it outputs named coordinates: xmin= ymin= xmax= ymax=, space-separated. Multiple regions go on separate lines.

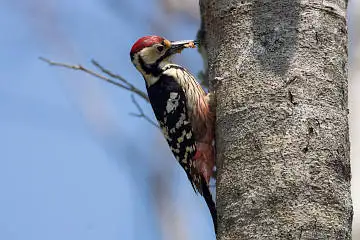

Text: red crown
xmin=130 ymin=36 xmax=164 ymax=54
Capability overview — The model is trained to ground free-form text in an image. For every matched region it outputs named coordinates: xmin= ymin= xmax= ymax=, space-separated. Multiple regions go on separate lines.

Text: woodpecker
xmin=130 ymin=36 xmax=216 ymax=230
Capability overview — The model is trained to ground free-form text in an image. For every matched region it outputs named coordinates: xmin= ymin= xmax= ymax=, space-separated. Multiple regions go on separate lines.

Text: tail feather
xmin=201 ymin=178 xmax=217 ymax=234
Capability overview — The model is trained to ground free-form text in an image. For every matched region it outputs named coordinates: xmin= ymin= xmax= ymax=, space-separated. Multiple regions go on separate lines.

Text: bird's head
xmin=130 ymin=36 xmax=196 ymax=85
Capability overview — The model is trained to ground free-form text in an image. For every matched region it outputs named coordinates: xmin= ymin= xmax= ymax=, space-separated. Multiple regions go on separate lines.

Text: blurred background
xmin=0 ymin=0 xmax=358 ymax=239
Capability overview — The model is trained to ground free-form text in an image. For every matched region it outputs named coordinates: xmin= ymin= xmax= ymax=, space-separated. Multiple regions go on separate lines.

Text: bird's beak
xmin=165 ymin=40 xmax=197 ymax=56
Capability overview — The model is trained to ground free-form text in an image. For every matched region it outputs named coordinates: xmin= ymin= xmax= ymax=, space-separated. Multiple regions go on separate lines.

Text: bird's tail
xmin=201 ymin=179 xmax=217 ymax=234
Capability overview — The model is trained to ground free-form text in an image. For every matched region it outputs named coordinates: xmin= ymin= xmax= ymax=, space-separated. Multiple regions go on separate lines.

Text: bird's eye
xmin=156 ymin=45 xmax=164 ymax=52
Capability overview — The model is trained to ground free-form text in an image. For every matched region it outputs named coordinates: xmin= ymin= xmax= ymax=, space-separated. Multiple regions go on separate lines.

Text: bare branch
xmin=39 ymin=57 xmax=149 ymax=102
xmin=91 ymin=60 xmax=149 ymax=102
xmin=130 ymin=95 xmax=159 ymax=128
xmin=39 ymin=57 xmax=157 ymax=128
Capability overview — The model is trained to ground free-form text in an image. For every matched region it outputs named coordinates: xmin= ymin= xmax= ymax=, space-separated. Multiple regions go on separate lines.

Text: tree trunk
xmin=199 ymin=0 xmax=352 ymax=239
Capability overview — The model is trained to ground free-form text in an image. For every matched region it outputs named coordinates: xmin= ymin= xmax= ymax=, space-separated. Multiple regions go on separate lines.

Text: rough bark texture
xmin=199 ymin=0 xmax=352 ymax=239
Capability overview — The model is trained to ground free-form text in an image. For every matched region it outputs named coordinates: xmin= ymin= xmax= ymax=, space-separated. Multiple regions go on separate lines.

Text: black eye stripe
xmin=157 ymin=45 xmax=164 ymax=52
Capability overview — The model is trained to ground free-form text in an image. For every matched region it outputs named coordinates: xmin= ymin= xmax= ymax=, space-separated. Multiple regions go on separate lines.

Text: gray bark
xmin=199 ymin=0 xmax=352 ymax=239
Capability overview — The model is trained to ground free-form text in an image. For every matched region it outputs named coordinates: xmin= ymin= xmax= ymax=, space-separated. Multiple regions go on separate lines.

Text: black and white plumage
xmin=130 ymin=36 xmax=216 ymax=231
xmin=147 ymin=68 xmax=200 ymax=190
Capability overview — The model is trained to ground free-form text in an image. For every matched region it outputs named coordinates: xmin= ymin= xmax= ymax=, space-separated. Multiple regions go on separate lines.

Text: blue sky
xmin=0 ymin=1 xmax=215 ymax=239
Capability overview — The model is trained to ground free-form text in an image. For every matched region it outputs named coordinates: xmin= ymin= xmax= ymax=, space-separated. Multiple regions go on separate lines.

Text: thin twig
xmin=91 ymin=60 xmax=149 ymax=102
xmin=39 ymin=57 xmax=156 ymax=127
xmin=130 ymin=95 xmax=159 ymax=128
xmin=39 ymin=57 xmax=149 ymax=102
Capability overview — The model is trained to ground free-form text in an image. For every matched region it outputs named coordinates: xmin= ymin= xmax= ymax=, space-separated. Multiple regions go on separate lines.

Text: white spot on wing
xmin=166 ymin=92 xmax=179 ymax=113
xmin=175 ymin=113 xmax=186 ymax=129
xmin=186 ymin=131 xmax=192 ymax=139
xmin=185 ymin=146 xmax=193 ymax=153
xmin=170 ymin=92 xmax=178 ymax=99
